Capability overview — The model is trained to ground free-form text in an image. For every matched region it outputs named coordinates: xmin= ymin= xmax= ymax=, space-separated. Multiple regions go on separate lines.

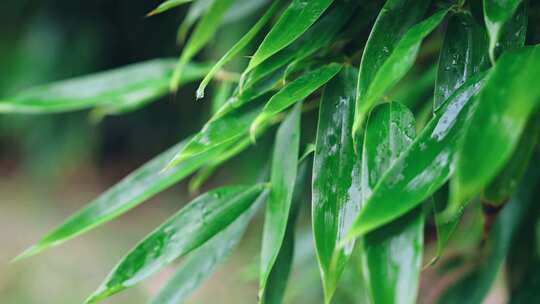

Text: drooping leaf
xmin=0 ymin=60 xmax=209 ymax=114
xmin=352 ymin=0 xmax=434 ymax=134
xmin=250 ymin=63 xmax=342 ymax=137
xmin=170 ymin=0 xmax=234 ymax=92
xmin=483 ymin=0 xmax=524 ymax=62
xmin=311 ymin=67 xmax=361 ymax=303
xmin=13 ymin=136 xmax=231 ymax=261
xmin=176 ymin=0 xmax=213 ymax=45
xmin=259 ymin=102 xmax=301 ymax=301
xmin=360 ymin=102 xmax=423 ymax=304
xmin=343 ymin=71 xmax=488 ymax=242
xmin=149 ymin=191 xmax=266 ymax=304
xmin=449 ymin=45 xmax=540 ymax=218
xmin=196 ymin=0 xmax=285 ymax=99
xmin=147 ymin=0 xmax=195 ymax=16
xmin=85 ymin=184 xmax=266 ymax=304
xmin=434 ymin=11 xmax=489 ymax=111
xmin=245 ymin=0 xmax=335 ymax=73
xmin=493 ymin=2 xmax=527 ymax=58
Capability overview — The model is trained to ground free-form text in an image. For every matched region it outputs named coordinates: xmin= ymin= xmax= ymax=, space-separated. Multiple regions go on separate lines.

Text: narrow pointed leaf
xmin=483 ymin=0 xmax=523 ymax=61
xmin=312 ymin=67 xmax=361 ymax=303
xmin=344 ymin=71 xmax=488 ymax=241
xmin=176 ymin=0 xmax=213 ymax=45
xmin=354 ymin=6 xmax=449 ymax=134
xmin=147 ymin=0 xmax=194 ymax=16
xmin=245 ymin=0 xmax=334 ymax=72
xmin=492 ymin=2 xmax=527 ymax=58
xmin=250 ymin=63 xmax=341 ymax=136
xmin=149 ymin=192 xmax=265 ymax=304
xmin=431 ymin=183 xmax=462 ymax=265
xmin=196 ymin=0 xmax=285 ymax=99
xmin=434 ymin=11 xmax=489 ymax=111
xmin=86 ymin=184 xmax=265 ymax=304
xmin=170 ymin=0 xmax=234 ymax=91
xmin=450 ymin=46 xmax=540 ymax=217
xmin=259 ymin=102 xmax=301 ymax=300
xmin=14 ymin=137 xmax=229 ymax=260
xmin=0 ymin=60 xmax=208 ymax=114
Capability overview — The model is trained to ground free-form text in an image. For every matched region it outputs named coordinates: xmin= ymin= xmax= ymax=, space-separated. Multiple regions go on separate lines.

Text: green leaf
xmin=493 ymin=2 xmax=527 ymax=58
xmin=196 ymin=0 xmax=285 ymax=99
xmin=245 ymin=0 xmax=335 ymax=72
xmin=170 ymin=0 xmax=234 ymax=92
xmin=176 ymin=0 xmax=213 ymax=45
xmin=147 ymin=0 xmax=195 ymax=16
xmin=434 ymin=11 xmax=489 ymax=111
xmin=149 ymin=191 xmax=265 ymax=304
xmin=0 ymin=60 xmax=208 ymax=114
xmin=431 ymin=183 xmax=462 ymax=265
xmin=259 ymin=102 xmax=301 ymax=301
xmin=250 ymin=63 xmax=342 ymax=137
xmin=360 ymin=102 xmax=423 ymax=304
xmin=450 ymin=46 xmax=540 ymax=218
xmin=343 ymin=71 xmax=488 ymax=242
xmin=311 ymin=67 xmax=361 ymax=303
xmin=483 ymin=0 xmax=523 ymax=62
xmin=353 ymin=4 xmax=449 ymax=134
xmin=13 ymin=136 xmax=229 ymax=261
xmin=210 ymin=81 xmax=233 ymax=116
xmin=85 ymin=184 xmax=266 ymax=304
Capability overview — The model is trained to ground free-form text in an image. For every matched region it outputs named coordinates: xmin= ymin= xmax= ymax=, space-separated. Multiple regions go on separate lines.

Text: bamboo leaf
xmin=449 ymin=45 xmax=540 ymax=218
xmin=85 ymin=184 xmax=266 ymax=304
xmin=147 ymin=0 xmax=195 ymax=16
xmin=353 ymin=3 xmax=449 ymax=134
xmin=430 ymin=183 xmax=462 ymax=265
xmin=176 ymin=0 xmax=213 ymax=45
xmin=170 ymin=0 xmax=234 ymax=92
xmin=245 ymin=0 xmax=335 ymax=73
xmin=0 ymin=60 xmax=209 ymax=114
xmin=13 ymin=136 xmax=230 ymax=261
xmin=259 ymin=102 xmax=302 ymax=301
xmin=434 ymin=11 xmax=489 ymax=111
xmin=483 ymin=0 xmax=523 ymax=62
xmin=149 ymin=192 xmax=266 ymax=304
xmin=312 ymin=67 xmax=361 ymax=303
xmin=250 ymin=63 xmax=342 ymax=137
xmin=343 ymin=71 xmax=488 ymax=242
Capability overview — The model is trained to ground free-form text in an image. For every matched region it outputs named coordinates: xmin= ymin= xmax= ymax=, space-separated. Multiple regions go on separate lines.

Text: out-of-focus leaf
xmin=438 ymin=157 xmax=540 ymax=304
xmin=149 ymin=192 xmax=265 ymax=304
xmin=222 ymin=0 xmax=269 ymax=25
xmin=195 ymin=0 xmax=285 ymax=99
xmin=360 ymin=102 xmax=423 ymax=304
xmin=176 ymin=0 xmax=213 ymax=45
xmin=85 ymin=184 xmax=266 ymax=304
xmin=259 ymin=102 xmax=301 ymax=301
xmin=483 ymin=0 xmax=523 ymax=62
xmin=245 ymin=0 xmax=335 ymax=73
xmin=352 ymin=0 xmax=434 ymax=134
xmin=147 ymin=0 xmax=195 ymax=16
xmin=431 ymin=183 xmax=462 ymax=265
xmin=450 ymin=46 xmax=540 ymax=218
xmin=434 ymin=11 xmax=489 ymax=111
xmin=312 ymin=67 xmax=360 ymax=304
xmin=250 ymin=63 xmax=341 ymax=137
xmin=390 ymin=64 xmax=437 ymax=111
xmin=343 ymin=71 xmax=488 ymax=242
xmin=13 ymin=136 xmax=231 ymax=261
xmin=210 ymin=81 xmax=233 ymax=116
xmin=170 ymin=0 xmax=234 ymax=92
xmin=167 ymin=105 xmax=261 ymax=169
xmin=0 ymin=60 xmax=209 ymax=114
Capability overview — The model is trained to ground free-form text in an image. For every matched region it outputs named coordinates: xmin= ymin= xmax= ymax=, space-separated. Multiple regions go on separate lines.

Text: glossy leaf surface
xmin=245 ymin=0 xmax=334 ymax=72
xmin=352 ymin=0 xmax=432 ymax=133
xmin=250 ymin=63 xmax=341 ymax=136
xmin=14 ymin=137 xmax=229 ymax=260
xmin=259 ymin=102 xmax=301 ymax=300
xmin=450 ymin=46 xmax=540 ymax=216
xmin=434 ymin=12 xmax=488 ymax=110
xmin=344 ymin=72 xmax=488 ymax=241
xmin=483 ymin=0 xmax=523 ymax=61
xmin=431 ymin=183 xmax=462 ymax=264
xmin=86 ymin=184 xmax=265 ymax=303
xmin=311 ymin=67 xmax=360 ymax=303
xmin=148 ymin=0 xmax=194 ymax=16
xmin=0 ymin=60 xmax=208 ymax=114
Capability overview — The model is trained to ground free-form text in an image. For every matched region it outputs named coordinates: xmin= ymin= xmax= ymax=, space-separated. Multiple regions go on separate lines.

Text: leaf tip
xmin=11 ymin=245 xmax=42 ymax=263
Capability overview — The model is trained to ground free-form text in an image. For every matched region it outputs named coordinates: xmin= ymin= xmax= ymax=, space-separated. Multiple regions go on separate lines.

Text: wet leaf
xmin=85 ymin=184 xmax=266 ymax=303
xmin=0 ymin=60 xmax=209 ymax=114
xmin=431 ymin=183 xmax=462 ymax=265
xmin=344 ymin=71 xmax=488 ymax=242
xmin=250 ymin=63 xmax=341 ymax=137
xmin=259 ymin=102 xmax=301 ymax=301
xmin=245 ymin=0 xmax=334 ymax=72
xmin=450 ymin=46 xmax=540 ymax=218
xmin=311 ymin=67 xmax=360 ymax=303
xmin=483 ymin=0 xmax=523 ymax=62
xmin=434 ymin=11 xmax=489 ymax=111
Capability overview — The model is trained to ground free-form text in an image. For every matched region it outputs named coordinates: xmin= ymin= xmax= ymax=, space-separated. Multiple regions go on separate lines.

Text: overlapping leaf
xmin=483 ymin=0 xmax=523 ymax=61
xmin=86 ymin=184 xmax=265 ymax=303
